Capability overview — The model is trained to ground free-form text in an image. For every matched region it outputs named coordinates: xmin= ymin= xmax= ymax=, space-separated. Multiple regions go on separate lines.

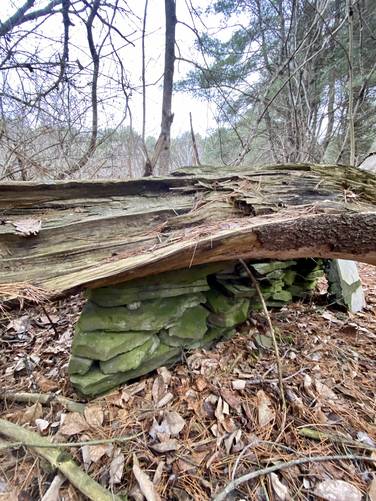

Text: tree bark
xmin=144 ymin=0 xmax=176 ymax=176
xmin=0 ymin=163 xmax=375 ymax=299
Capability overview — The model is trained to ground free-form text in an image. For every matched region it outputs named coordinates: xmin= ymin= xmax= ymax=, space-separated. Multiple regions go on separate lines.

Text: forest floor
xmin=0 ymin=264 xmax=375 ymax=500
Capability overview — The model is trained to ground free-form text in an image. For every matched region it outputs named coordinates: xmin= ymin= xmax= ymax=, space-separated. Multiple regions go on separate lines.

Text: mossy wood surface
xmin=1 ymin=163 xmax=375 ymax=298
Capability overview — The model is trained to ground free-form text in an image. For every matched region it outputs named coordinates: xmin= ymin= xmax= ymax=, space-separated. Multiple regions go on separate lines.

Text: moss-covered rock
xmin=100 ymin=335 xmax=160 ymax=374
xmin=206 ymin=289 xmax=250 ymax=327
xmin=72 ymin=329 xmax=156 ymax=361
xmin=77 ymin=293 xmax=205 ymax=332
xmin=71 ymin=343 xmax=180 ymax=396
xmin=168 ymin=305 xmax=209 ymax=339
xmin=68 ymin=355 xmax=93 ymax=375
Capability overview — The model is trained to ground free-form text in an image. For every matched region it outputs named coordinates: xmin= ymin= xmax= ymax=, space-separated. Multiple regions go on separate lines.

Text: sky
xmin=1 ymin=0 xmax=234 ymax=138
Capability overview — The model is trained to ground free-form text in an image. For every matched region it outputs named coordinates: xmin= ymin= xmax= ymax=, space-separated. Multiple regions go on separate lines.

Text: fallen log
xmin=0 ymin=163 xmax=375 ymax=299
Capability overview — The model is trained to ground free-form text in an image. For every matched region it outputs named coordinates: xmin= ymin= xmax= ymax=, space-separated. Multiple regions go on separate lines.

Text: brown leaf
xmin=161 ymin=411 xmax=185 ymax=436
xmin=109 ymin=448 xmax=125 ymax=486
xmin=150 ymin=439 xmax=178 ymax=453
xmin=59 ymin=412 xmax=89 ymax=436
xmin=195 ymin=376 xmax=208 ymax=392
xmin=12 ymin=218 xmax=41 ymax=237
xmin=133 ymin=454 xmax=160 ymax=501
xmin=152 ymin=375 xmax=167 ymax=404
xmin=20 ymin=403 xmax=43 ymax=424
xmin=232 ymin=379 xmax=246 ymax=390
xmin=256 ymin=390 xmax=275 ymax=427
xmin=84 ymin=405 xmax=104 ymax=427
xmin=270 ymin=473 xmax=290 ymax=500
xmin=313 ymin=479 xmax=362 ymax=501
xmin=221 ymin=388 xmax=241 ymax=412
xmin=369 ymin=475 xmax=376 ymax=501
xmin=35 ymin=375 xmax=59 ymax=393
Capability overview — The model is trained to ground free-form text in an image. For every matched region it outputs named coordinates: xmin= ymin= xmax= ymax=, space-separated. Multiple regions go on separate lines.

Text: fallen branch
xmin=298 ymin=427 xmax=376 ymax=450
xmin=40 ymin=473 xmax=66 ymax=501
xmin=239 ymin=259 xmax=287 ymax=438
xmin=1 ymin=391 xmax=86 ymax=414
xmin=0 ymin=418 xmax=123 ymax=501
xmin=0 ymin=434 xmax=139 ymax=450
xmin=213 ymin=453 xmax=375 ymax=501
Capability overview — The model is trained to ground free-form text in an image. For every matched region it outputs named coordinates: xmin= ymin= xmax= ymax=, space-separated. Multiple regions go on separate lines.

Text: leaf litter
xmin=0 ymin=264 xmax=375 ymax=499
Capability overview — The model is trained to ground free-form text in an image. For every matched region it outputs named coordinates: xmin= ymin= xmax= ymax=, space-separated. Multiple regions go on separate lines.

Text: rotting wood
xmin=0 ymin=163 xmax=375 ymax=299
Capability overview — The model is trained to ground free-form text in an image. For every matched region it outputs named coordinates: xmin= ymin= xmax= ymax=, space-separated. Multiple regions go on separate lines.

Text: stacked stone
xmin=69 ymin=259 xmax=325 ymax=396
xmin=215 ymin=258 xmax=325 ymax=308
xmin=69 ymin=265 xmax=247 ymax=396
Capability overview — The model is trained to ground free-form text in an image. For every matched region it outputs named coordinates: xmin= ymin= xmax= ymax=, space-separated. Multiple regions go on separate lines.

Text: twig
xmin=213 ymin=453 xmax=375 ymax=501
xmin=239 ymin=259 xmax=287 ymax=439
xmin=0 ymin=418 xmax=123 ymax=501
xmin=298 ymin=427 xmax=376 ymax=450
xmin=1 ymin=391 xmax=86 ymax=414
xmin=0 ymin=434 xmax=140 ymax=450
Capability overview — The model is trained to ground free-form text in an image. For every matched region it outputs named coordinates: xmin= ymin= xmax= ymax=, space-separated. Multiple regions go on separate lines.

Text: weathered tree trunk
xmin=0 ymin=163 xmax=375 ymax=299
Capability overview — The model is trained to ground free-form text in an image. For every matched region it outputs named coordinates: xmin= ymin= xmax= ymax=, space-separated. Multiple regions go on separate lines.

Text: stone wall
xmin=69 ymin=259 xmax=325 ymax=396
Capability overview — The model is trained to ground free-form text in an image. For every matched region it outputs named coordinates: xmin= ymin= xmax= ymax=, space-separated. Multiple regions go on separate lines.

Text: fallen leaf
xmin=313 ymin=479 xmax=362 ymax=501
xmin=152 ymin=375 xmax=167 ymax=404
xmin=133 ymin=454 xmax=160 ymax=501
xmin=20 ymin=403 xmax=43 ymax=424
xmin=315 ymin=381 xmax=338 ymax=402
xmin=153 ymin=461 xmax=165 ymax=485
xmin=158 ymin=366 xmax=171 ymax=385
xmin=84 ymin=405 xmax=104 ymax=427
xmin=7 ymin=316 xmax=31 ymax=334
xmin=40 ymin=473 xmax=65 ymax=501
xmin=109 ymin=448 xmax=125 ymax=486
xmin=59 ymin=412 xmax=89 ymax=436
xmin=156 ymin=392 xmax=173 ymax=408
xmin=270 ymin=472 xmax=290 ymax=500
xmin=161 ymin=411 xmax=185 ymax=436
xmin=195 ymin=376 xmax=208 ymax=392
xmin=232 ymin=379 xmax=246 ymax=390
xmin=150 ymin=439 xmax=178 ymax=453
xmin=12 ymin=218 xmax=41 ymax=237
xmin=35 ymin=375 xmax=59 ymax=393
xmin=221 ymin=388 xmax=241 ymax=412
xmin=256 ymin=390 xmax=275 ymax=427
xmin=35 ymin=419 xmax=50 ymax=433
xmin=369 ymin=475 xmax=376 ymax=501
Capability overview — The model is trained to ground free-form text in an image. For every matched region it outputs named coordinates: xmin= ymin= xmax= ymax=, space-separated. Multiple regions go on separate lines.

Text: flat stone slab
xmin=206 ymin=289 xmax=250 ymax=327
xmin=78 ymin=293 xmax=205 ymax=332
xmin=168 ymin=305 xmax=209 ymax=339
xmin=100 ymin=335 xmax=160 ymax=374
xmin=327 ymin=259 xmax=366 ymax=312
xmin=68 ymin=355 xmax=93 ymax=375
xmin=71 ymin=343 xmax=181 ymax=396
xmin=72 ymin=329 xmax=156 ymax=361
xmin=86 ymin=264 xmax=226 ymax=306
xmin=250 ymin=260 xmax=297 ymax=275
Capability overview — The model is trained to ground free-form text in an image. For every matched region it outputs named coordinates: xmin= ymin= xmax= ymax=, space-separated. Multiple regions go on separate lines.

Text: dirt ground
xmin=0 ymin=264 xmax=375 ymax=500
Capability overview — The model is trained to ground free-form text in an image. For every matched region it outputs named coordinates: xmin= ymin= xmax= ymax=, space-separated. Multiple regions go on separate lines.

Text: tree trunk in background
xmin=144 ymin=0 xmax=176 ymax=176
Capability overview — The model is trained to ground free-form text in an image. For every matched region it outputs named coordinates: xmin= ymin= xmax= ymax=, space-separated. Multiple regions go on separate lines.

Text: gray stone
xmin=250 ymin=260 xmax=297 ymax=275
xmin=100 ymin=335 xmax=160 ymax=374
xmin=68 ymin=355 xmax=93 ymax=375
xmin=78 ymin=293 xmax=205 ymax=332
xmin=206 ymin=289 xmax=249 ymax=328
xmin=327 ymin=259 xmax=366 ymax=312
xmin=168 ymin=305 xmax=209 ymax=339
xmin=86 ymin=264 xmax=227 ymax=306
xmin=72 ymin=329 xmax=156 ymax=361
xmin=71 ymin=343 xmax=180 ymax=396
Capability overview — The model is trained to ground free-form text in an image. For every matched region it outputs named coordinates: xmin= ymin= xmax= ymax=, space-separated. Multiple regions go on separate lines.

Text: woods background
xmin=1 ymin=0 xmax=376 ymax=180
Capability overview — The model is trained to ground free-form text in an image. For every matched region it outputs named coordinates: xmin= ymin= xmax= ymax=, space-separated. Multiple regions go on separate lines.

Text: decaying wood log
xmin=0 ymin=163 xmax=375 ymax=299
